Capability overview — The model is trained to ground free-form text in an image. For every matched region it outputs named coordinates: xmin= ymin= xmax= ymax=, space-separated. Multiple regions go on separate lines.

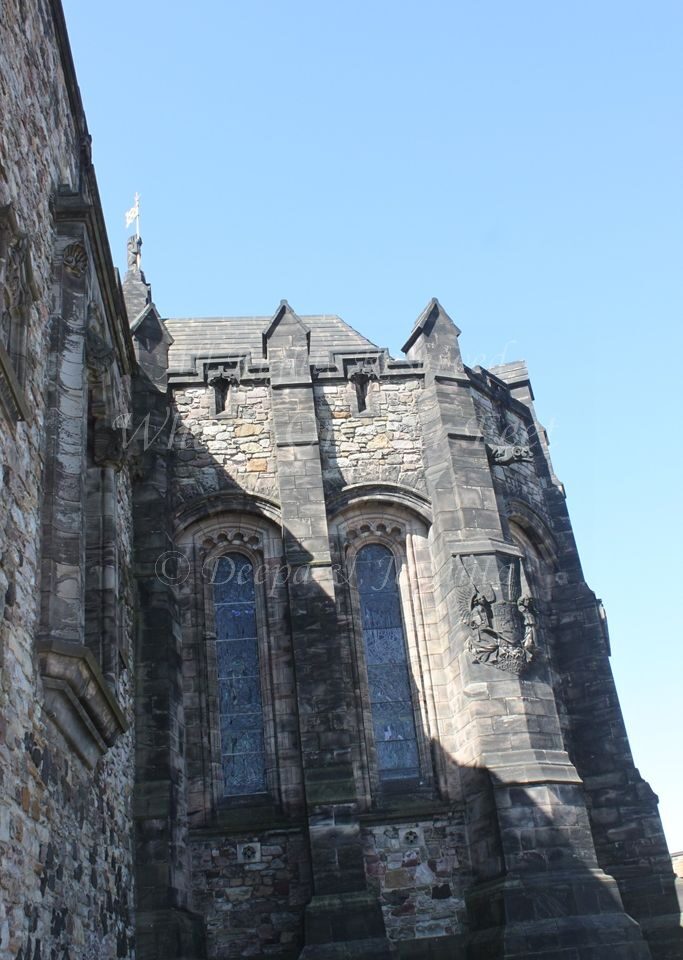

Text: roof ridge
xmin=311 ymin=313 xmax=379 ymax=350
xmin=164 ymin=313 xmax=349 ymax=323
xmin=164 ymin=311 xmax=381 ymax=372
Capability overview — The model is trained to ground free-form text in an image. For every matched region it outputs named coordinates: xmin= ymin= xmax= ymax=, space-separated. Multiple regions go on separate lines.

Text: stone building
xmin=0 ymin=1 xmax=681 ymax=959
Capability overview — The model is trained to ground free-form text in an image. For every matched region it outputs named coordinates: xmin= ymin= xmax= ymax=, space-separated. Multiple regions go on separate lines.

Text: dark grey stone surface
xmin=2 ymin=3 xmax=681 ymax=957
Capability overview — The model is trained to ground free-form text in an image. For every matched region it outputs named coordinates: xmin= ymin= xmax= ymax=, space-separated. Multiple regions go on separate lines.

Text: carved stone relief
xmin=62 ymin=240 xmax=88 ymax=278
xmin=199 ymin=528 xmax=262 ymax=558
xmin=486 ymin=443 xmax=533 ymax=465
xmin=455 ymin=554 xmax=537 ymax=674
xmin=344 ymin=519 xmax=404 ymax=547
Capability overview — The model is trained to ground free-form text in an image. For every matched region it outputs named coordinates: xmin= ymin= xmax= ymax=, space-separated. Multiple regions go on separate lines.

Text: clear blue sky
xmin=63 ymin=0 xmax=682 ymax=849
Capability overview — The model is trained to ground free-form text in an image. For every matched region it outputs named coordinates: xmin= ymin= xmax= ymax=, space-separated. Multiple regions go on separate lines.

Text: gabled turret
xmin=122 ymin=234 xmax=172 ymax=389
xmin=402 ymin=297 xmax=464 ymax=373
xmin=262 ymin=299 xmax=311 ymax=383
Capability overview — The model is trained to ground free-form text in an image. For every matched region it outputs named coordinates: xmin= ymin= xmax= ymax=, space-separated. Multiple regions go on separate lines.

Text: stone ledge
xmin=360 ymin=798 xmax=462 ymax=825
xmin=450 ymin=538 xmax=523 ymax=558
xmin=188 ymin=803 xmax=304 ymax=837
xmin=38 ymin=638 xmax=128 ymax=768
xmin=482 ymin=749 xmax=584 ymax=786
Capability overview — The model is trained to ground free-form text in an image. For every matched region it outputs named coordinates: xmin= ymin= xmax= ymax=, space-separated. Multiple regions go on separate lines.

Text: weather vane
xmin=125 ymin=192 xmax=140 ymax=238
xmin=125 ymin=193 xmax=142 ymax=270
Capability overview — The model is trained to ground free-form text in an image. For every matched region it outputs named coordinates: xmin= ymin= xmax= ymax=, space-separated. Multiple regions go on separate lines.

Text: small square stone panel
xmin=236 ymin=841 xmax=261 ymax=864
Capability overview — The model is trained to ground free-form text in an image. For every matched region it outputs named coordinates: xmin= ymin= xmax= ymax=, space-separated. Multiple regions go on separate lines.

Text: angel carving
xmin=517 ymin=595 xmax=537 ymax=659
xmin=455 ymin=556 xmax=535 ymax=674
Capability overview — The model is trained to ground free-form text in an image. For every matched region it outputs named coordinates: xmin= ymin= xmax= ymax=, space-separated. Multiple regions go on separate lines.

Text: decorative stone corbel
xmin=38 ymin=639 xmax=128 ymax=769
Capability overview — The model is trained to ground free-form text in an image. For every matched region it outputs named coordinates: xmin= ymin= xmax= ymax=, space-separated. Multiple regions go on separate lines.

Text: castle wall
xmin=3 ymin=3 xmax=679 ymax=957
xmin=171 ymin=383 xmax=278 ymax=507
xmin=190 ymin=828 xmax=311 ymax=959
xmin=0 ymin=2 xmax=136 ymax=957
xmin=313 ymin=378 xmax=426 ymax=495
xmin=167 ymin=360 xmax=476 ymax=957
xmin=361 ymin=813 xmax=469 ymax=948
xmin=478 ymin=364 xmax=682 ymax=958
xmin=163 ymin=341 xmax=681 ymax=958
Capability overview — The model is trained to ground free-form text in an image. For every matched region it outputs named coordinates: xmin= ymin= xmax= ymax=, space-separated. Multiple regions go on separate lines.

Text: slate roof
xmin=164 ymin=314 xmax=380 ymax=374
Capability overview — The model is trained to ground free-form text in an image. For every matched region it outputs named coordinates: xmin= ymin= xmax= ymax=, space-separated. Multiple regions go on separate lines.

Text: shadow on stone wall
xmin=426 ymin=706 xmax=682 ymax=960
xmin=129 ymin=372 xmax=682 ymax=960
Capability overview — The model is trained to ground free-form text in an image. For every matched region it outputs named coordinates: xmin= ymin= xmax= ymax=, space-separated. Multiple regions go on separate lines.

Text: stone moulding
xmin=328 ymin=481 xmax=433 ymax=525
xmin=38 ymin=639 xmax=128 ymax=768
xmin=173 ymin=489 xmax=282 ymax=534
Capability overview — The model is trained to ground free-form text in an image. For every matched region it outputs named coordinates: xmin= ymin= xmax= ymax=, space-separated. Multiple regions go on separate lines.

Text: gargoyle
xmin=486 ymin=443 xmax=533 ymax=466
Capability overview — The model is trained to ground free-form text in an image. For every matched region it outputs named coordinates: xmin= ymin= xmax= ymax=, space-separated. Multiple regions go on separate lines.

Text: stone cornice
xmin=53 ymin=191 xmax=136 ymax=376
xmin=38 ymin=639 xmax=128 ymax=769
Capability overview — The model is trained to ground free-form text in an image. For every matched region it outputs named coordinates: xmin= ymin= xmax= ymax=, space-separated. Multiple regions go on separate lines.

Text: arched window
xmin=355 ymin=543 xmax=420 ymax=784
xmin=178 ymin=514 xmax=303 ymax=823
xmin=212 ymin=553 xmax=267 ymax=796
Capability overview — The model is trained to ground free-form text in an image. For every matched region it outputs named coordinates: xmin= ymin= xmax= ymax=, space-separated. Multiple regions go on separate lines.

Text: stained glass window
xmin=212 ymin=554 xmax=266 ymax=796
xmin=355 ymin=544 xmax=420 ymax=782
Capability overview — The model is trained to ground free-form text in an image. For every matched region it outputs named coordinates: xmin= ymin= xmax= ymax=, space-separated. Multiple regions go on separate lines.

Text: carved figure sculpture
xmin=127 ymin=235 xmax=142 ymax=269
xmin=486 ymin=443 xmax=533 ymax=465
xmin=455 ymin=555 xmax=537 ymax=674
xmin=517 ymin=594 xmax=537 ymax=661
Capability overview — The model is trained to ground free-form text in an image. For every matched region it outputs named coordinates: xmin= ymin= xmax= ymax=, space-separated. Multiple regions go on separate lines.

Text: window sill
xmin=361 ymin=794 xmax=461 ymax=825
xmin=38 ymin=638 xmax=128 ymax=768
xmin=190 ymin=798 xmax=303 ymax=837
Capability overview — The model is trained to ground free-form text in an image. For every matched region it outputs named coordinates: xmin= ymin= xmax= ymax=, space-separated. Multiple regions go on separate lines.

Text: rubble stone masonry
xmin=1 ymin=2 xmax=681 ymax=959
xmin=0 ymin=1 xmax=135 ymax=958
